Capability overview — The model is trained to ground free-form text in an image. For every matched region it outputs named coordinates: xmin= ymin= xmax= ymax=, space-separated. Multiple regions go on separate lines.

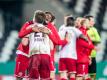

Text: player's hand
xmin=84 ymin=36 xmax=89 ymax=42
xmin=39 ymin=27 xmax=51 ymax=34
xmin=89 ymin=56 xmax=92 ymax=65
xmin=21 ymin=37 xmax=29 ymax=46
xmin=32 ymin=27 xmax=40 ymax=32
xmin=80 ymin=34 xmax=89 ymax=42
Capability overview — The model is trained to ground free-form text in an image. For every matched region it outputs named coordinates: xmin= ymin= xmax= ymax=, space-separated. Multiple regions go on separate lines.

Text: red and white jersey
xmin=18 ymin=21 xmax=34 ymax=38
xmin=59 ymin=25 xmax=82 ymax=59
xmin=76 ymin=26 xmax=94 ymax=63
xmin=47 ymin=23 xmax=68 ymax=61
xmin=16 ymin=43 xmax=29 ymax=57
xmin=29 ymin=23 xmax=51 ymax=56
xmin=16 ymin=21 xmax=34 ymax=57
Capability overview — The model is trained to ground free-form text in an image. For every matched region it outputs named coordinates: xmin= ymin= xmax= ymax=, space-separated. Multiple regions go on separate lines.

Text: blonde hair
xmin=80 ymin=18 xmax=90 ymax=28
xmin=75 ymin=17 xmax=83 ymax=27
xmin=33 ymin=10 xmax=44 ymax=22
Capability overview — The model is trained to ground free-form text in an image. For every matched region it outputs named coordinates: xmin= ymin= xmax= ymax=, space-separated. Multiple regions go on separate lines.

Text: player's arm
xmin=19 ymin=22 xmax=40 ymax=38
xmin=92 ymin=28 xmax=101 ymax=45
xmin=39 ymin=27 xmax=68 ymax=45
xmin=21 ymin=36 xmax=29 ymax=46
xmin=77 ymin=38 xmax=94 ymax=49
xmin=79 ymin=34 xmax=89 ymax=42
xmin=19 ymin=22 xmax=33 ymax=38
xmin=74 ymin=28 xmax=89 ymax=42
xmin=48 ymin=32 xmax=68 ymax=45
xmin=47 ymin=23 xmax=68 ymax=45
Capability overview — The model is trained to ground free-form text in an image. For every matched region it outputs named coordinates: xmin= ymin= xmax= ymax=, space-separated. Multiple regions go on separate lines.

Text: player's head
xmin=84 ymin=15 xmax=95 ymax=27
xmin=45 ymin=11 xmax=55 ymax=23
xmin=66 ymin=16 xmax=75 ymax=27
xmin=33 ymin=10 xmax=46 ymax=24
xmin=80 ymin=18 xmax=90 ymax=29
xmin=64 ymin=14 xmax=73 ymax=25
xmin=75 ymin=17 xmax=83 ymax=28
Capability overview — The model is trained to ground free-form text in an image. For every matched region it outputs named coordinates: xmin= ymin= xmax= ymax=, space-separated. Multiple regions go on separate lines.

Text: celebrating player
xmin=14 ymin=19 xmax=41 ymax=80
xmin=76 ymin=18 xmax=94 ymax=80
xmin=84 ymin=15 xmax=101 ymax=80
xmin=58 ymin=16 xmax=88 ymax=80
xmin=45 ymin=11 xmax=69 ymax=80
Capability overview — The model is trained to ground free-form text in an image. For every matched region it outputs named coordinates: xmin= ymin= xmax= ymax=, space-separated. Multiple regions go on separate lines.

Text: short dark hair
xmin=45 ymin=11 xmax=55 ymax=22
xmin=66 ymin=16 xmax=75 ymax=26
xmin=34 ymin=11 xmax=46 ymax=24
xmin=84 ymin=15 xmax=94 ymax=20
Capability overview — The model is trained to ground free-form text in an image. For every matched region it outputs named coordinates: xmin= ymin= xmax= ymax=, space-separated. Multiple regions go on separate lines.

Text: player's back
xmin=59 ymin=26 xmax=82 ymax=60
xmin=29 ymin=23 xmax=50 ymax=56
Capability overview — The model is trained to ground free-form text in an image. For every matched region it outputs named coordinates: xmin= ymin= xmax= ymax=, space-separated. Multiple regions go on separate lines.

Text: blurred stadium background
xmin=0 ymin=0 xmax=107 ymax=80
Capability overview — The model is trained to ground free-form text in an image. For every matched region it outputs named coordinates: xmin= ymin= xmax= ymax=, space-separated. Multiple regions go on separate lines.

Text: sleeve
xmin=48 ymin=32 xmax=68 ymax=45
xmin=92 ymin=28 xmax=101 ymax=42
xmin=77 ymin=38 xmax=94 ymax=49
xmin=87 ymin=27 xmax=101 ymax=43
xmin=48 ymin=23 xmax=67 ymax=45
xmin=74 ymin=28 xmax=82 ymax=37
xmin=58 ymin=25 xmax=66 ymax=40
xmin=59 ymin=25 xmax=64 ymax=31
xmin=18 ymin=22 xmax=33 ymax=38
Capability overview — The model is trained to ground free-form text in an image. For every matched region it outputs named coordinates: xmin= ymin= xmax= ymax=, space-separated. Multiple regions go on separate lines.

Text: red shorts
xmin=28 ymin=54 xmax=50 ymax=79
xmin=59 ymin=58 xmax=76 ymax=73
xmin=77 ymin=63 xmax=89 ymax=76
xmin=14 ymin=54 xmax=29 ymax=78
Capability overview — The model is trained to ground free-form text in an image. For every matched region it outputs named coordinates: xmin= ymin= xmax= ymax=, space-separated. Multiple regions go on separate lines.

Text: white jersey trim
xmin=16 ymin=50 xmax=30 ymax=57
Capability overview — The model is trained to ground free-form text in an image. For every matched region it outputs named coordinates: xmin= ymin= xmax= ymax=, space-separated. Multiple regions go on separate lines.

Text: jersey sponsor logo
xmin=34 ymin=33 xmax=44 ymax=42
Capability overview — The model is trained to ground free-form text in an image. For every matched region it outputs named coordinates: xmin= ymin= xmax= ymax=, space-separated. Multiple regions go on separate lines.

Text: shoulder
xmin=59 ymin=24 xmax=66 ymax=31
xmin=26 ymin=21 xmax=34 ymax=25
xmin=73 ymin=27 xmax=80 ymax=31
xmin=22 ymin=21 xmax=34 ymax=29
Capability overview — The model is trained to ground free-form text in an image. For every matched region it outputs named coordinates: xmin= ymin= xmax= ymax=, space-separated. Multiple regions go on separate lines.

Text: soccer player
xmin=58 ymin=16 xmax=88 ymax=80
xmin=76 ymin=18 xmax=94 ymax=80
xmin=15 ymin=10 xmax=50 ymax=80
xmin=14 ymin=20 xmax=41 ymax=80
xmin=27 ymin=10 xmax=51 ymax=80
xmin=14 ymin=40 xmax=29 ymax=80
xmin=45 ymin=11 xmax=69 ymax=80
xmin=84 ymin=15 xmax=101 ymax=80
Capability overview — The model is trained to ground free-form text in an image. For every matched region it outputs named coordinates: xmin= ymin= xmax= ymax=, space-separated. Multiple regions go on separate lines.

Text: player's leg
xmin=76 ymin=63 xmax=89 ymax=80
xmin=16 ymin=77 xmax=23 ymax=80
xmin=50 ymin=71 xmax=55 ymax=80
xmin=50 ymin=57 xmax=55 ymax=80
xmin=67 ymin=58 xmax=76 ymax=80
xmin=89 ymin=58 xmax=96 ymax=80
xmin=59 ymin=58 xmax=67 ymax=80
xmin=28 ymin=55 xmax=40 ymax=80
xmin=76 ymin=76 xmax=83 ymax=80
xmin=39 ymin=54 xmax=51 ymax=80
xmin=84 ymin=74 xmax=91 ymax=80
xmin=14 ymin=54 xmax=29 ymax=80
xmin=59 ymin=71 xmax=68 ymax=80
xmin=69 ymin=73 xmax=76 ymax=80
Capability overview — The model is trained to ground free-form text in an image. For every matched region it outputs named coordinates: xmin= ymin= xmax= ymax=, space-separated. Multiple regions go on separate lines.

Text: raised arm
xmin=47 ymin=23 xmax=68 ymax=45
xmin=19 ymin=21 xmax=40 ymax=38
xmin=48 ymin=32 xmax=68 ymax=45
xmin=77 ymin=38 xmax=94 ymax=49
xmin=18 ymin=21 xmax=34 ymax=38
